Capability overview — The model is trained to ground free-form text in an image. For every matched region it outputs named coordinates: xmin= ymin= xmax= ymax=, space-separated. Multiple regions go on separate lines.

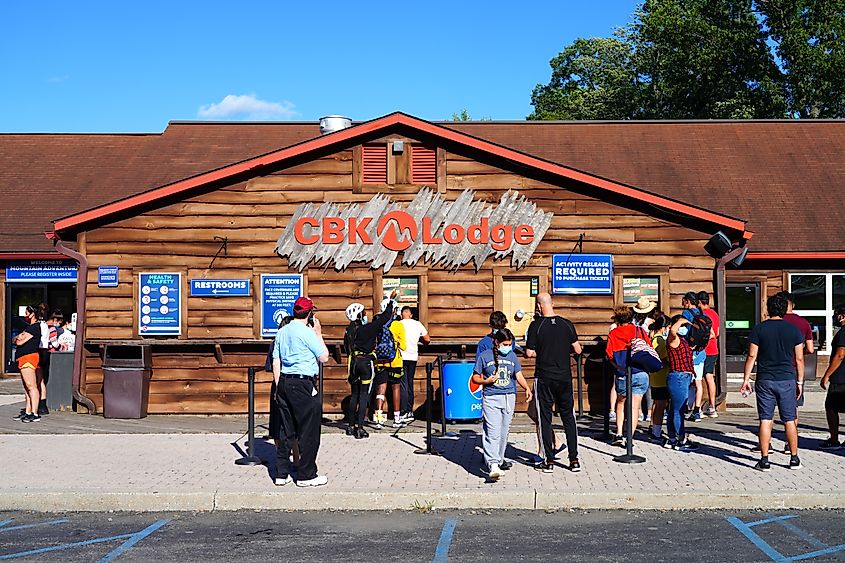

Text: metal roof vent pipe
xmin=319 ymin=115 xmax=352 ymax=135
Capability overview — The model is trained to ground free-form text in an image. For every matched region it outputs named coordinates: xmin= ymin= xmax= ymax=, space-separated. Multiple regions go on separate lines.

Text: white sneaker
xmin=488 ymin=464 xmax=503 ymax=481
xmin=274 ymin=476 xmax=293 ymax=486
xmin=392 ymin=419 xmax=407 ymax=428
xmin=296 ymin=475 xmax=328 ymax=487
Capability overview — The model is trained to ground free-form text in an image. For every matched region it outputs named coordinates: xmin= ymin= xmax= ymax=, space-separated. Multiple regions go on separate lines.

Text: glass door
xmin=5 ymin=284 xmax=47 ymax=373
xmin=725 ymin=283 xmax=760 ymax=370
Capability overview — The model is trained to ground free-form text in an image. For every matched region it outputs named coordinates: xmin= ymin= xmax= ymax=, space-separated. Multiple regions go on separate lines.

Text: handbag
xmin=629 ymin=326 xmax=663 ymax=373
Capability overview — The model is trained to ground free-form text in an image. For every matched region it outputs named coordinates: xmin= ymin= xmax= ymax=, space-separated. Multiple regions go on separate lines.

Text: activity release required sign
xmin=261 ymin=274 xmax=303 ymax=338
xmin=138 ymin=272 xmax=182 ymax=336
xmin=552 ymin=253 xmax=613 ymax=295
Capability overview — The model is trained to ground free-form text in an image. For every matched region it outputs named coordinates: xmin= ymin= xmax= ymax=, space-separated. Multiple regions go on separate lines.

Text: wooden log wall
xmin=80 ymin=143 xmax=717 ymax=413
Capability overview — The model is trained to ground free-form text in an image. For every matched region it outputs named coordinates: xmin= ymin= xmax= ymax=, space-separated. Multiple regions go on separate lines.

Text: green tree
xmin=530 ymin=0 xmax=845 ymax=119
xmin=528 ymin=36 xmax=642 ymax=120
xmin=759 ymin=0 xmax=845 ymax=118
xmin=630 ymin=0 xmax=786 ymax=118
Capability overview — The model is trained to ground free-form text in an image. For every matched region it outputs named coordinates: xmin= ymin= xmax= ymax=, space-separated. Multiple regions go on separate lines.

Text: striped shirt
xmin=667 ymin=337 xmax=694 ymax=373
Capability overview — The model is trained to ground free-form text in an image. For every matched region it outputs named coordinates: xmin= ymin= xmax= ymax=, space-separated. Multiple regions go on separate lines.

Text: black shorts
xmin=651 ymin=386 xmax=669 ymax=401
xmin=704 ymin=355 xmax=718 ymax=376
xmin=375 ymin=365 xmax=402 ymax=386
xmin=825 ymin=383 xmax=845 ymax=413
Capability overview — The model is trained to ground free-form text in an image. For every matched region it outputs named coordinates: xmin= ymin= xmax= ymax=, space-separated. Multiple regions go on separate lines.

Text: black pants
xmin=276 ymin=377 xmax=321 ymax=480
xmin=400 ymin=360 xmax=417 ymax=415
xmin=348 ymin=355 xmax=375 ymax=427
xmin=535 ymin=377 xmax=579 ymax=462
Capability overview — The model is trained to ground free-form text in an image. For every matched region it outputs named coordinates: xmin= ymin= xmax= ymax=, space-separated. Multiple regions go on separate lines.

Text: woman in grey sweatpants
xmin=472 ymin=329 xmax=533 ymax=481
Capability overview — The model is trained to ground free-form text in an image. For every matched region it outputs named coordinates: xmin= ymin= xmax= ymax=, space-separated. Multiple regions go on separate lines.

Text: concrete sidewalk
xmin=2 ymin=427 xmax=843 ymax=513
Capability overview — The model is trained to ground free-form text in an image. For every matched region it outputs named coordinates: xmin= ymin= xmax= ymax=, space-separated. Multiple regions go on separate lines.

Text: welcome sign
xmin=275 ymin=188 xmax=553 ymax=273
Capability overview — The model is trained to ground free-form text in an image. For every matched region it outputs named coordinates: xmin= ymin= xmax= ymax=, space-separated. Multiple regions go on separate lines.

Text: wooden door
xmin=502 ymin=278 xmax=535 ymax=343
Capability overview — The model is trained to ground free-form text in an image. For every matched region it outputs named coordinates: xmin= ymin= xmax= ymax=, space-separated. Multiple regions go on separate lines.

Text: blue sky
xmin=1 ymin=1 xmax=637 ymax=132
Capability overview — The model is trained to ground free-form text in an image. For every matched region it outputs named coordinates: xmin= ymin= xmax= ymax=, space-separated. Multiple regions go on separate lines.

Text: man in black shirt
xmin=820 ymin=304 xmax=845 ymax=449
xmin=525 ymin=292 xmax=582 ymax=473
xmin=741 ymin=293 xmax=805 ymax=471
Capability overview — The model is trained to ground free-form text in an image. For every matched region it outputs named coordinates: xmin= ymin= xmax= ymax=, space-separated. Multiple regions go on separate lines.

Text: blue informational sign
xmin=138 ymin=272 xmax=182 ymax=336
xmin=552 ymin=253 xmax=613 ymax=295
xmin=190 ymin=279 xmax=250 ymax=297
xmin=98 ymin=266 xmax=119 ymax=288
xmin=6 ymin=260 xmax=77 ymax=283
xmin=261 ymin=274 xmax=303 ymax=338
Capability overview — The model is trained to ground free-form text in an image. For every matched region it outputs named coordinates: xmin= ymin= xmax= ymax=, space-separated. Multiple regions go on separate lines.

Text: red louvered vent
xmin=411 ymin=145 xmax=436 ymax=184
xmin=362 ymin=144 xmax=387 ymax=184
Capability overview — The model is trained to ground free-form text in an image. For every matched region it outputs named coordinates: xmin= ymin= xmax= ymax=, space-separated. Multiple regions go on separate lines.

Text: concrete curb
xmin=5 ymin=489 xmax=845 ymax=513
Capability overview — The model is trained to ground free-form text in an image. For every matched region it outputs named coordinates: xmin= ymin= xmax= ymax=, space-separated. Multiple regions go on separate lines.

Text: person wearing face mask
xmin=472 ymin=328 xmax=532 ymax=481
xmin=664 ymin=314 xmax=699 ymax=451
xmin=647 ymin=313 xmax=671 ymax=441
xmin=819 ymin=304 xmax=845 ymax=449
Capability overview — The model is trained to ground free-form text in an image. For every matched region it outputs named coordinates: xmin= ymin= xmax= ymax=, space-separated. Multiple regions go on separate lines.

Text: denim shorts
xmin=616 ymin=371 xmax=650 ymax=397
xmin=755 ymin=379 xmax=798 ymax=422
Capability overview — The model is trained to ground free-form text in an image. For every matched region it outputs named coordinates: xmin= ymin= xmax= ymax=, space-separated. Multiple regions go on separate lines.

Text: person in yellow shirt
xmin=373 ymin=299 xmax=407 ymax=429
xmin=648 ymin=313 xmax=671 ymax=441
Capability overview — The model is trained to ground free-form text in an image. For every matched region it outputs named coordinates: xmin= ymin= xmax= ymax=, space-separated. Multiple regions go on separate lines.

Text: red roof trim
xmin=746 ymin=252 xmax=845 ymax=260
xmin=53 ymin=112 xmax=747 ymax=234
xmin=0 ymin=252 xmax=64 ymax=260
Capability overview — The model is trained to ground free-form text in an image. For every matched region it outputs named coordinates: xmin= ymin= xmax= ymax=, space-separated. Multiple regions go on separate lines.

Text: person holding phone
xmin=473 ymin=328 xmax=532 ymax=481
xmin=272 ymin=297 xmax=329 ymax=487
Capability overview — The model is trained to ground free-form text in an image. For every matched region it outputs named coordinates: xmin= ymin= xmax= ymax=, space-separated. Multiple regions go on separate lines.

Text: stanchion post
xmin=318 ymin=362 xmax=324 ymax=421
xmin=575 ymin=352 xmax=588 ymax=420
xmin=602 ymin=357 xmax=612 ymax=440
xmin=438 ymin=355 xmax=447 ymax=437
xmin=414 ymin=361 xmax=441 ymax=455
xmin=613 ymin=354 xmax=646 ymax=464
xmin=235 ymin=367 xmax=262 ymax=466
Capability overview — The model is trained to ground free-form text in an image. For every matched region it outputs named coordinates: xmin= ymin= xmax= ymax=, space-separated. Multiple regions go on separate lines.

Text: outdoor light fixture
xmin=392 ymin=140 xmax=404 ymax=154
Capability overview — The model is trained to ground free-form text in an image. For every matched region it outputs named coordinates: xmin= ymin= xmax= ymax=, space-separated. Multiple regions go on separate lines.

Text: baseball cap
xmin=293 ymin=297 xmax=315 ymax=314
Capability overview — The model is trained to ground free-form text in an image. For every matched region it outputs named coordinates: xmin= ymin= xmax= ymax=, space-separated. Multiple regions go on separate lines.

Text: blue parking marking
xmin=0 ymin=521 xmax=11 ymax=529
xmin=97 ymin=519 xmax=169 ymax=563
xmin=746 ymin=515 xmax=798 ymax=528
xmin=726 ymin=516 xmax=787 ymax=562
xmin=0 ymin=518 xmax=169 ymax=561
xmin=0 ymin=533 xmax=135 ymax=560
xmin=433 ymin=518 xmax=458 ymax=563
xmin=727 ymin=514 xmax=845 ymax=562
xmin=0 ymin=520 xmax=69 ymax=533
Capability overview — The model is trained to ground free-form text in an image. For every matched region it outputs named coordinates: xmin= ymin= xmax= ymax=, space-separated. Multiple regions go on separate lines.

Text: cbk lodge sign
xmin=275 ymin=188 xmax=553 ymax=273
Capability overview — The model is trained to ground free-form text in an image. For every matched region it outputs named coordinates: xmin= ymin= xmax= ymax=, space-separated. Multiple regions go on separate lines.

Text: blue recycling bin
xmin=441 ymin=360 xmax=482 ymax=422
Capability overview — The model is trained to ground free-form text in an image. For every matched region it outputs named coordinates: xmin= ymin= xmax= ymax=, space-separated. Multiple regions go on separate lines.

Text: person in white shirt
xmin=399 ymin=306 xmax=430 ymax=422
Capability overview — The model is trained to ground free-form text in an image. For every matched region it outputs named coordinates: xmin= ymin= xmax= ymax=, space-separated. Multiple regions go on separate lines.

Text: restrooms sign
xmin=275 ymin=188 xmax=553 ymax=273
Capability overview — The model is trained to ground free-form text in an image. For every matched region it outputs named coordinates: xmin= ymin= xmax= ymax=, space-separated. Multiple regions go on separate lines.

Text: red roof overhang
xmin=53 ymin=112 xmax=749 ymax=237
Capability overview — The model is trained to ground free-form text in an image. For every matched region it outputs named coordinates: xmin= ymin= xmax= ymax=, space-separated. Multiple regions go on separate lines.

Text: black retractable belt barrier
xmin=235 ymin=367 xmax=262 ymax=466
xmin=414 ymin=362 xmax=441 ymax=456
xmin=318 ymin=362 xmax=324 ymax=421
xmin=438 ymin=355 xmax=448 ymax=437
xmin=613 ymin=351 xmax=646 ymax=464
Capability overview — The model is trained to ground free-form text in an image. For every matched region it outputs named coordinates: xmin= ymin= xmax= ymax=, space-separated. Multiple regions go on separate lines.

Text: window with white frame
xmin=788 ymin=273 xmax=845 ymax=354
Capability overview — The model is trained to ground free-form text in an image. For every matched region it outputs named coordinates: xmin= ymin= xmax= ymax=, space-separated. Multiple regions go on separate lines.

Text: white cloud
xmin=197 ymin=94 xmax=297 ymax=120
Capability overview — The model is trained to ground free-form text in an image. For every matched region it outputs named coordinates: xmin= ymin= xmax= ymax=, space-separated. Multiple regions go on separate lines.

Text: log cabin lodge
xmin=1 ymin=112 xmax=843 ymax=416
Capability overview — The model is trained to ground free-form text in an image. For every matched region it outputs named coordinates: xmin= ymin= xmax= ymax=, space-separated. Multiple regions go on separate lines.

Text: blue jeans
xmin=666 ymin=371 xmax=693 ymax=441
